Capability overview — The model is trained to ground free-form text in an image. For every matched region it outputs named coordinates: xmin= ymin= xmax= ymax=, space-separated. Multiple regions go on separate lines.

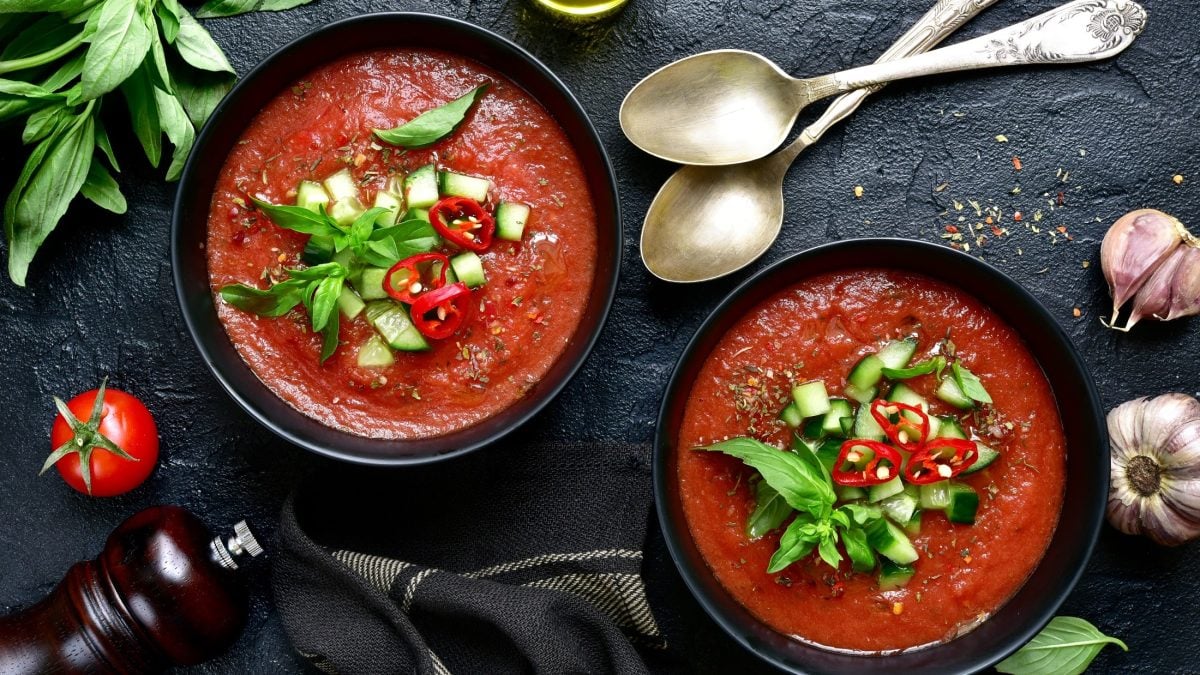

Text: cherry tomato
xmin=44 ymin=380 xmax=159 ymax=497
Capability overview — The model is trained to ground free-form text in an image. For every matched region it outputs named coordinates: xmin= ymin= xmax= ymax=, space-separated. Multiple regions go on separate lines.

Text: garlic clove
xmin=1141 ymin=494 xmax=1200 ymax=547
xmin=1140 ymin=393 xmax=1200 ymax=452
xmin=1161 ymin=418 xmax=1200 ymax=479
xmin=1101 ymin=209 xmax=1185 ymax=320
xmin=1165 ymin=243 xmax=1200 ymax=321
xmin=1122 ymin=246 xmax=1187 ymax=331
xmin=1107 ymin=397 xmax=1146 ymax=462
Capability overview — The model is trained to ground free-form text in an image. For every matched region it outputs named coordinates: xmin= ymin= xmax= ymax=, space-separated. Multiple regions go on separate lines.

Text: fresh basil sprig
xmin=373 ymin=84 xmax=489 ymax=148
xmin=250 ymin=196 xmax=434 ymax=266
xmin=220 ymin=261 xmax=347 ymax=363
xmin=701 ymin=438 xmax=886 ymax=574
xmin=996 ymin=616 xmax=1127 ymax=675
xmin=1 ymin=0 xmax=308 ymax=287
xmin=952 ymin=362 xmax=993 ymax=405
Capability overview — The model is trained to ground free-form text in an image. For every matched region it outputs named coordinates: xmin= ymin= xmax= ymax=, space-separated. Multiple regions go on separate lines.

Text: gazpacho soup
xmin=207 ymin=49 xmax=597 ymax=439
xmin=676 ymin=268 xmax=1066 ymax=652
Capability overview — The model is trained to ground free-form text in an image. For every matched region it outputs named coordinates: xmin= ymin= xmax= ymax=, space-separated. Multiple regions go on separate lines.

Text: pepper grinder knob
xmin=212 ymin=520 xmax=264 ymax=570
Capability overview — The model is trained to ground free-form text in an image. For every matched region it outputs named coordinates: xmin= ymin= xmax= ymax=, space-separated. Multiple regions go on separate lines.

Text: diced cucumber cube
xmin=354 ymin=267 xmax=389 ymax=301
xmin=408 ymin=207 xmax=430 ymax=222
xmin=404 ymin=164 xmax=439 ymax=209
xmin=962 ymin=445 xmax=1000 ymax=475
xmin=936 ymin=376 xmax=975 ymax=409
xmin=848 ymin=354 xmax=885 ymax=390
xmin=937 ymin=415 xmax=968 ymax=439
xmin=877 ymin=337 xmax=918 ymax=369
xmin=496 ymin=201 xmax=531 ymax=241
xmin=946 ymin=483 xmax=980 ymax=524
xmin=878 ymin=558 xmax=916 ymax=590
xmin=868 ymin=476 xmax=904 ymax=503
xmin=853 ymin=403 xmax=885 ymax=441
xmin=296 ymin=180 xmax=330 ymax=213
xmin=836 ymin=485 xmax=867 ymax=502
xmin=866 ymin=519 xmax=918 ymax=565
xmin=821 ymin=398 xmax=853 ymax=437
xmin=778 ymin=401 xmax=803 ymax=428
xmin=303 ymin=235 xmax=335 ymax=265
xmin=438 ymin=170 xmax=491 ymax=202
xmin=904 ymin=510 xmax=922 ymax=535
xmin=364 ymin=300 xmax=429 ymax=351
xmin=329 ymin=196 xmax=365 ymax=227
xmin=449 ymin=251 xmax=487 ymax=288
xmin=373 ymin=190 xmax=404 ymax=227
xmin=356 ymin=334 xmax=395 ymax=368
xmin=879 ymin=489 xmax=919 ymax=524
xmin=791 ymin=380 xmax=831 ymax=418
xmin=843 ymin=382 xmax=878 ymax=404
xmin=323 ymin=168 xmax=359 ymax=202
xmin=337 ymin=286 xmax=365 ymax=320
xmin=918 ymin=481 xmax=952 ymax=510
xmin=839 ymin=416 xmax=855 ymax=436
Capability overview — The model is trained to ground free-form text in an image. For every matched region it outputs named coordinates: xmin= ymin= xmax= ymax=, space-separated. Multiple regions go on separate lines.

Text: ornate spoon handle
xmin=805 ymin=0 xmax=1146 ymax=100
xmin=795 ymin=0 xmax=1001 ymax=149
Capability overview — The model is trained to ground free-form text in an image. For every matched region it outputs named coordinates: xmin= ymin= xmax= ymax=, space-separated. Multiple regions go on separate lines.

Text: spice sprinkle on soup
xmin=676 ymin=269 xmax=1065 ymax=653
xmin=207 ymin=49 xmax=597 ymax=440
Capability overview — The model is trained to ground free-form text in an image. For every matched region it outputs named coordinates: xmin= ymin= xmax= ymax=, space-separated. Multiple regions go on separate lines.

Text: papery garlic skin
xmin=1101 ymin=209 xmax=1188 ymax=321
xmin=1165 ymin=245 xmax=1200 ymax=321
xmin=1107 ymin=394 xmax=1200 ymax=546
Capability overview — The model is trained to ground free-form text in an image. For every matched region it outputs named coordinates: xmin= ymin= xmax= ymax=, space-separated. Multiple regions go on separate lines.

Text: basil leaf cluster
xmin=0 ymin=0 xmax=313 ymax=286
xmin=701 ymin=438 xmax=885 ymax=574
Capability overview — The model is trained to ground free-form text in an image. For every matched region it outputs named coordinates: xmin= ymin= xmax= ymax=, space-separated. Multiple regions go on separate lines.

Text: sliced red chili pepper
xmin=430 ymin=196 xmax=495 ymax=252
xmin=903 ymin=438 xmax=979 ymax=484
xmin=870 ymin=399 xmax=930 ymax=452
xmin=410 ymin=282 xmax=471 ymax=340
xmin=384 ymin=253 xmax=450 ymax=304
xmin=831 ymin=439 xmax=903 ymax=487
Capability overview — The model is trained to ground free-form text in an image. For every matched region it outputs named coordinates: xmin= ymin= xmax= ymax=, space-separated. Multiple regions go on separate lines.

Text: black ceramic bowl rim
xmin=172 ymin=12 xmax=621 ymax=466
xmin=654 ymin=238 xmax=1107 ymax=674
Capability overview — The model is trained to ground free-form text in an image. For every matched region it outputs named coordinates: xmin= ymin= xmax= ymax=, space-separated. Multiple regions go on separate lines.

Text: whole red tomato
xmin=43 ymin=379 xmax=159 ymax=497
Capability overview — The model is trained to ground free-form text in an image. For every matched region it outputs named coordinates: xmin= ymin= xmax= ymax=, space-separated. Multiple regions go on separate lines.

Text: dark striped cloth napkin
xmin=272 ymin=441 xmax=663 ymax=674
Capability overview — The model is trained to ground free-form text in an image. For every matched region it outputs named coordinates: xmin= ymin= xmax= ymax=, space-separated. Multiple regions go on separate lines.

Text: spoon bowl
xmin=641 ymin=155 xmax=788 ymax=282
xmin=620 ymin=50 xmax=800 ymax=166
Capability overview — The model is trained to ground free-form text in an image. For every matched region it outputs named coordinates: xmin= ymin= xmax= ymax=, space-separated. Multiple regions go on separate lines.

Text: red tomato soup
xmin=206 ymin=49 xmax=597 ymax=439
xmin=676 ymin=269 xmax=1066 ymax=652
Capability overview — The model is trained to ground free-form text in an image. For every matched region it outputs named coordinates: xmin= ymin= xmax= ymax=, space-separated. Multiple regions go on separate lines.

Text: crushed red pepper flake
xmin=1012 ymin=156 xmax=1022 ymax=171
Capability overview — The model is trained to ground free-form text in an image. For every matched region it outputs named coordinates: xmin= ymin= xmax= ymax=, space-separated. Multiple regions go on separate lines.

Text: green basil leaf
xmin=172 ymin=6 xmax=233 ymax=73
xmin=219 ymin=279 xmax=305 ymax=317
xmin=154 ymin=85 xmax=193 ymax=181
xmin=359 ymin=239 xmax=401 ymax=268
xmin=369 ymin=218 xmax=441 ymax=259
xmin=251 ymin=197 xmax=337 ymax=236
xmin=21 ymin=102 xmax=69 ymax=144
xmin=319 ymin=305 xmax=339 ymax=363
xmin=766 ymin=515 xmax=817 ymax=574
xmin=701 ymin=437 xmax=836 ymax=519
xmin=195 ymin=0 xmax=313 ymax=19
xmin=828 ymin=509 xmax=851 ymax=530
xmin=80 ymin=0 xmax=152 ymax=101
xmin=952 ymin=362 xmax=993 ymax=405
xmin=5 ymin=104 xmax=94 ymax=285
xmin=841 ymin=526 xmax=876 ymax=572
xmin=40 ymin=51 xmax=85 ymax=92
xmin=838 ymin=503 xmax=882 ymax=526
xmin=93 ymin=118 xmax=118 ymax=170
xmin=170 ymin=63 xmax=231 ymax=128
xmin=287 ymin=261 xmax=345 ymax=281
xmin=146 ymin=25 xmax=174 ymax=94
xmin=350 ymin=207 xmax=387 ymax=247
xmin=0 ymin=14 xmax=74 ymax=60
xmin=0 ymin=0 xmax=89 ymax=13
xmin=373 ymin=84 xmax=488 ymax=148
xmin=80 ymin=156 xmax=125 ymax=213
xmin=816 ymin=532 xmax=842 ymax=570
xmin=309 ymin=274 xmax=342 ymax=332
xmin=120 ymin=65 xmax=160 ymax=165
xmin=0 ymin=79 xmax=63 ymax=124
xmin=881 ymin=356 xmax=942 ymax=380
xmin=996 ymin=617 xmax=1127 ymax=675
xmin=746 ymin=480 xmax=792 ymax=540
xmin=155 ymin=0 xmax=181 ymax=42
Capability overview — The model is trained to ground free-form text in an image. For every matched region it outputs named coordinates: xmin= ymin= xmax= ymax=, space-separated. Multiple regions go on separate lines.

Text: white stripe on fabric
xmin=525 ymin=572 xmax=663 ymax=639
xmin=333 ymin=550 xmax=412 ymax=592
xmin=465 ymin=549 xmax=642 ymax=579
xmin=402 ymin=568 xmax=435 ymax=613
xmin=430 ymin=650 xmax=452 ymax=675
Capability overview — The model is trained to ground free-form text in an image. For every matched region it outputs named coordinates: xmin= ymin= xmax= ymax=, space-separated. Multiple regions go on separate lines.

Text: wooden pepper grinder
xmin=0 ymin=505 xmax=263 ymax=674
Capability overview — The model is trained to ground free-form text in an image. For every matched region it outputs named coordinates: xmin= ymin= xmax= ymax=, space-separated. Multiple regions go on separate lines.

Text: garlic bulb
xmin=1101 ymin=209 xmax=1200 ymax=331
xmin=1107 ymin=394 xmax=1200 ymax=546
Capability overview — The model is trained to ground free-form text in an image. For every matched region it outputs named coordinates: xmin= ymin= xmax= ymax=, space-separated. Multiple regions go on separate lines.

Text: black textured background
xmin=2 ymin=0 xmax=1198 ymax=672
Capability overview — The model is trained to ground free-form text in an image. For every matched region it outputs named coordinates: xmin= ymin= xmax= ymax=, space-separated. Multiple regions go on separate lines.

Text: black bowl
xmin=654 ymin=239 xmax=1106 ymax=674
xmin=173 ymin=13 xmax=621 ymax=465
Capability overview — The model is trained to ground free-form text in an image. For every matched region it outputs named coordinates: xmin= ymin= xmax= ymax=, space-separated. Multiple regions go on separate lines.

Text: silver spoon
xmin=641 ymin=0 xmax=1002 ymax=283
xmin=621 ymin=0 xmax=1146 ymax=167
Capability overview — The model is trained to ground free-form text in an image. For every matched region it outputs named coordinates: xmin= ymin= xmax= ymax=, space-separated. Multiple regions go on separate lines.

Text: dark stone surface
xmin=1 ymin=0 xmax=1198 ymax=672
